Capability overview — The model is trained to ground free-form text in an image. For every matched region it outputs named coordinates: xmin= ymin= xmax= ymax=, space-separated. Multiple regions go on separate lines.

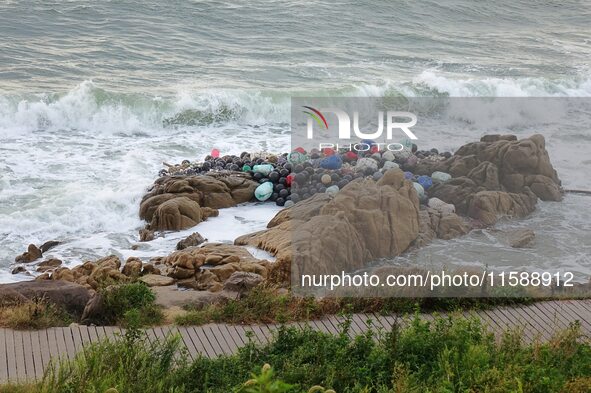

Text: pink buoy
xmin=211 ymin=148 xmax=220 ymax=158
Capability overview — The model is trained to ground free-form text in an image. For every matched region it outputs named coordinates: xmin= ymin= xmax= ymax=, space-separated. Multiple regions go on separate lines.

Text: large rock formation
xmin=420 ymin=134 xmax=561 ymax=224
xmin=0 ymin=280 xmax=92 ymax=316
xmin=139 ymin=173 xmax=258 ymax=232
xmin=237 ymin=169 xmax=422 ymax=281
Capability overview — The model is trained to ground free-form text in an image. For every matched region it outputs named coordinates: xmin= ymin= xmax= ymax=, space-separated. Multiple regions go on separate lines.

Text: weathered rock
xmin=150 ymin=196 xmax=204 ymax=231
xmin=242 ymin=169 xmax=420 ymax=280
xmin=223 ymin=271 xmax=263 ymax=294
xmin=467 ymin=161 xmax=501 ymax=190
xmin=427 ymin=197 xmax=455 ymax=214
xmin=176 ymin=232 xmax=206 ymax=250
xmin=11 ymin=265 xmax=27 ymax=275
xmin=428 ymin=177 xmax=483 ymax=215
xmin=140 ymin=274 xmax=175 ymax=287
xmin=15 ymin=244 xmax=42 ymax=263
xmin=509 ymin=229 xmax=535 ymax=248
xmin=52 ymin=267 xmax=75 ymax=282
xmin=121 ymin=257 xmax=142 ymax=277
xmin=36 ymin=258 xmax=62 ymax=272
xmin=39 ymin=240 xmax=60 ymax=253
xmin=467 ymin=190 xmax=537 ymax=225
xmin=354 ymin=157 xmax=379 ymax=173
xmin=169 ymin=266 xmax=195 ymax=280
xmin=414 ymin=208 xmax=470 ymax=247
xmin=0 ymin=280 xmax=92 ymax=316
xmin=139 ymin=174 xmax=258 ymax=226
xmin=454 ymin=134 xmax=562 ymax=201
xmin=141 ymin=263 xmax=160 ymax=276
xmin=436 ymin=211 xmax=471 ymax=240
xmin=139 ymin=229 xmax=155 ymax=242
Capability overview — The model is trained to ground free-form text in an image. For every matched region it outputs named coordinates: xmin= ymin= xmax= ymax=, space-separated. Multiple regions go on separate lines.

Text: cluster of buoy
xmin=159 ymin=143 xmax=455 ymax=207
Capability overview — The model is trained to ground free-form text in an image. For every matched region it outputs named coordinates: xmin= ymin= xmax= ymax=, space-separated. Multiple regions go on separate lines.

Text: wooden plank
xmin=533 ymin=302 xmax=569 ymax=331
xmin=248 ymin=325 xmax=268 ymax=345
xmin=21 ymin=330 xmax=37 ymax=381
xmin=103 ymin=326 xmax=117 ymax=342
xmin=30 ymin=330 xmax=44 ymax=380
xmin=209 ymin=324 xmax=232 ymax=355
xmin=61 ymin=328 xmax=77 ymax=361
xmin=12 ymin=330 xmax=27 ymax=381
xmin=86 ymin=326 xmax=99 ymax=344
xmin=226 ymin=325 xmax=247 ymax=348
xmin=521 ymin=305 xmax=555 ymax=339
xmin=178 ymin=327 xmax=198 ymax=360
xmin=217 ymin=325 xmax=239 ymax=354
xmin=320 ymin=317 xmax=340 ymax=335
xmin=552 ymin=301 xmax=584 ymax=327
xmin=5 ymin=329 xmax=17 ymax=382
xmin=351 ymin=314 xmax=368 ymax=333
xmin=145 ymin=327 xmax=158 ymax=345
xmin=496 ymin=307 xmax=533 ymax=342
xmin=0 ymin=329 xmax=8 ymax=383
xmin=564 ymin=300 xmax=591 ymax=331
xmin=37 ymin=329 xmax=52 ymax=375
xmin=194 ymin=326 xmax=217 ymax=359
xmin=71 ymin=326 xmax=83 ymax=353
xmin=79 ymin=325 xmax=92 ymax=345
xmin=186 ymin=327 xmax=208 ymax=358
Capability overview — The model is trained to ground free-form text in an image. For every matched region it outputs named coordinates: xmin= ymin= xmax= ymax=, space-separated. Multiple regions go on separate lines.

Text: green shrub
xmin=99 ymin=283 xmax=163 ymax=326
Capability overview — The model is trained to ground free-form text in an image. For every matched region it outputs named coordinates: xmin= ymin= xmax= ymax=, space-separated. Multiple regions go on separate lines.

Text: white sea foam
xmin=1 ymin=75 xmax=591 ymax=282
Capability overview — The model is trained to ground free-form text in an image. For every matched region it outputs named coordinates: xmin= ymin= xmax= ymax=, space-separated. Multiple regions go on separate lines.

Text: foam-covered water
xmin=1 ymin=0 xmax=591 ymax=281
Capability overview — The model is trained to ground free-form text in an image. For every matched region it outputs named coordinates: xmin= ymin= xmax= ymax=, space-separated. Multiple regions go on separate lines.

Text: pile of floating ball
xmin=159 ymin=144 xmax=455 ymax=207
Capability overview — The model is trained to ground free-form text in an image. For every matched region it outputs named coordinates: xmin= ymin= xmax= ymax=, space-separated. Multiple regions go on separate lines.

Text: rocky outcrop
xmin=238 ymin=169 xmax=421 ymax=280
xmin=161 ymin=243 xmax=271 ymax=292
xmin=14 ymin=244 xmax=43 ymax=263
xmin=509 ymin=229 xmax=536 ymax=248
xmin=0 ymin=280 xmax=92 ymax=316
xmin=176 ymin=232 xmax=206 ymax=250
xmin=139 ymin=173 xmax=258 ymax=233
xmin=424 ymin=134 xmax=561 ymax=225
xmin=414 ymin=208 xmax=471 ymax=248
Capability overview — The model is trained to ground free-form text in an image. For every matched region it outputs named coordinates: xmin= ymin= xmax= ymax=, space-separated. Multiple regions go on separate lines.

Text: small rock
xmin=131 ymin=244 xmax=140 ymax=250
xmin=428 ymin=197 xmax=456 ymax=214
xmin=121 ymin=258 xmax=143 ymax=277
xmin=204 ymin=254 xmax=224 ymax=265
xmin=141 ymin=263 xmax=160 ymax=275
xmin=176 ymin=232 xmax=205 ymax=250
xmin=223 ymin=271 xmax=264 ymax=294
xmin=11 ymin=265 xmax=27 ymax=274
xmin=37 ymin=258 xmax=63 ymax=272
xmin=510 ymin=229 xmax=535 ymax=248
xmin=139 ymin=228 xmax=155 ymax=242
xmin=15 ymin=244 xmax=43 ymax=263
xmin=140 ymin=274 xmax=175 ymax=287
xmin=40 ymin=240 xmax=60 ymax=253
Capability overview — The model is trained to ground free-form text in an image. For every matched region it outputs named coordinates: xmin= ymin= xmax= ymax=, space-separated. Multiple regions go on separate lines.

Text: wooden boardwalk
xmin=1 ymin=299 xmax=591 ymax=383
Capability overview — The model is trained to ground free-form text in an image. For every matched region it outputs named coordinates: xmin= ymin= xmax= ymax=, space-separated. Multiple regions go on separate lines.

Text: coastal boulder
xmin=150 ymin=196 xmax=204 ymax=231
xmin=0 ymin=280 xmax=92 ymax=316
xmin=467 ymin=190 xmax=537 ymax=225
xmin=14 ymin=244 xmax=43 ymax=263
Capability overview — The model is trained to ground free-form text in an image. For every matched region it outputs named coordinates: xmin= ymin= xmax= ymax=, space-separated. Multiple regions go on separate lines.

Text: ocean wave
xmin=1 ymin=73 xmax=591 ymax=135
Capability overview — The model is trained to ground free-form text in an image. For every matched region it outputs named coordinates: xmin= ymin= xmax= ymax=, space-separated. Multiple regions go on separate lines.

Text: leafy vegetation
xmin=2 ymin=313 xmax=590 ymax=392
xmin=98 ymin=282 xmax=164 ymax=326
